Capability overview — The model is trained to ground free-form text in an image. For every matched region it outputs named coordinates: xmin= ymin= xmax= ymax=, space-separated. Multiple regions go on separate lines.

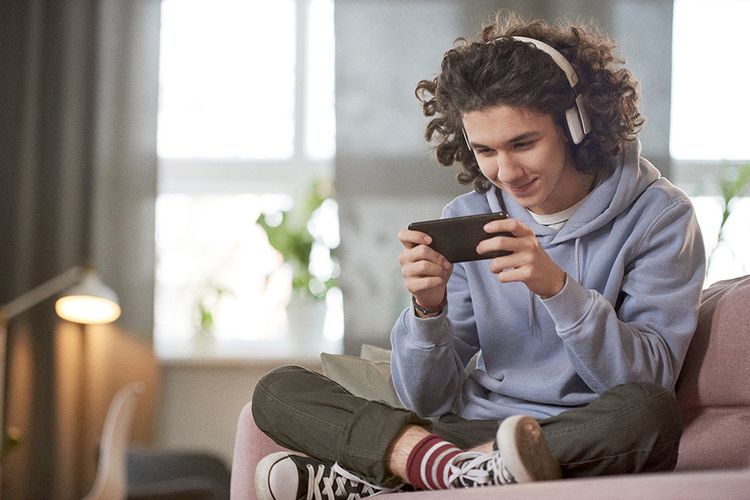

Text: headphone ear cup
xmin=565 ymin=95 xmax=592 ymax=145
xmin=565 ymin=106 xmax=585 ymax=144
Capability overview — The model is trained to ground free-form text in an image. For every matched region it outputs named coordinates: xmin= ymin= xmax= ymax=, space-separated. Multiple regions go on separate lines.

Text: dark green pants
xmin=252 ymin=365 xmax=682 ymax=488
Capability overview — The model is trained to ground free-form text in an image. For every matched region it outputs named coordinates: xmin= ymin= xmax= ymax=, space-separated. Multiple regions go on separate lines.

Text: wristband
xmin=412 ymin=295 xmax=445 ymax=316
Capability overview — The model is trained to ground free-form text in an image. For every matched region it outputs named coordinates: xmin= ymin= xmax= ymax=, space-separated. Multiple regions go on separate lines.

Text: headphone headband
xmin=507 ymin=36 xmax=579 ymax=88
xmin=464 ymin=35 xmax=591 ymax=146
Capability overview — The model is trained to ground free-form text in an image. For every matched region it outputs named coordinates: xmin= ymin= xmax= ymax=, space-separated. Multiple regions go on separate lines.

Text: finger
xmin=478 ymin=220 xmax=543 ymax=255
xmin=398 ymin=228 xmax=432 ymax=249
xmin=476 ymin=234 xmax=517 ymax=256
xmin=400 ymin=244 xmax=452 ymax=270
xmin=491 ymin=265 xmax=531 ymax=284
xmin=483 ymin=218 xmax=533 ymax=238
xmin=486 ymin=247 xmax=534 ymax=272
xmin=406 ymin=276 xmax=447 ymax=295
xmin=399 ymin=245 xmax=433 ymax=266
xmin=402 ymin=259 xmax=449 ymax=280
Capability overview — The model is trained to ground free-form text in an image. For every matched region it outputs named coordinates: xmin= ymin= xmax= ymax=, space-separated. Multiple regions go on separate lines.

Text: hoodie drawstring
xmin=528 ymin=290 xmax=540 ymax=338
xmin=527 ymin=239 xmax=583 ymax=338
xmin=574 ymin=238 xmax=583 ymax=285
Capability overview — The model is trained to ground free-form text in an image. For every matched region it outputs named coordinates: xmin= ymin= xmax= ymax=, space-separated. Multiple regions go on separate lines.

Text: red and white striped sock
xmin=405 ymin=434 xmax=463 ymax=490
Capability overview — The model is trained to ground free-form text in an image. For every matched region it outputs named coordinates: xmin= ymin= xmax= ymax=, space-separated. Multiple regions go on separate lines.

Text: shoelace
xmin=305 ymin=463 xmax=401 ymax=500
xmin=445 ymin=451 xmax=516 ymax=488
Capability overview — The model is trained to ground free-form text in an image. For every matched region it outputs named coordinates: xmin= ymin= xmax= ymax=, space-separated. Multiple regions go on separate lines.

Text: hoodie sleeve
xmin=541 ymin=197 xmax=705 ymax=394
xmin=390 ymin=261 xmax=481 ymax=417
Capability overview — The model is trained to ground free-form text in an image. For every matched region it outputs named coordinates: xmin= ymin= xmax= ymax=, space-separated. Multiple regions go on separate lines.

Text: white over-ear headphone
xmin=511 ymin=36 xmax=591 ymax=144
xmin=462 ymin=35 xmax=592 ymax=149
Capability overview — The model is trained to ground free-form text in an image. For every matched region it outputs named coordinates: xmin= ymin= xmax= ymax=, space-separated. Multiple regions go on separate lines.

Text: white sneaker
xmin=255 ymin=451 xmax=401 ymax=500
xmin=446 ymin=415 xmax=561 ymax=488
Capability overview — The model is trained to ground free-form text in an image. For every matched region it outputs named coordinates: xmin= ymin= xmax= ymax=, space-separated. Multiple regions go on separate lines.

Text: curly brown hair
xmin=416 ymin=12 xmax=644 ymax=193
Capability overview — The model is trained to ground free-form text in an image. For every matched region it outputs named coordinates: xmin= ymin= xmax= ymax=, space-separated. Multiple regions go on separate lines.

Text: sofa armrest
xmin=230 ymin=402 xmax=289 ymax=500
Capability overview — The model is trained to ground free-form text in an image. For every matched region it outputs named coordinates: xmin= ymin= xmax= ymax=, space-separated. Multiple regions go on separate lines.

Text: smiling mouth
xmin=507 ymin=178 xmax=537 ymax=195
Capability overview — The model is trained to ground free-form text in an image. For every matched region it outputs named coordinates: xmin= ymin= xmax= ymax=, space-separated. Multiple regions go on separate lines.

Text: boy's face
xmin=462 ymin=105 xmax=592 ymax=215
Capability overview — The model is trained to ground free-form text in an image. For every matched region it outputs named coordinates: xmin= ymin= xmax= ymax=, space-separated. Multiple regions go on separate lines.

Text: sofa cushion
xmin=677 ymin=275 xmax=750 ymax=409
xmin=676 ymin=406 xmax=750 ymax=471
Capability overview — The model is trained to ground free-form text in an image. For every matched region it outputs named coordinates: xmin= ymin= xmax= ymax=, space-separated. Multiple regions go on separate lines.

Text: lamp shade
xmin=54 ymin=270 xmax=121 ymax=324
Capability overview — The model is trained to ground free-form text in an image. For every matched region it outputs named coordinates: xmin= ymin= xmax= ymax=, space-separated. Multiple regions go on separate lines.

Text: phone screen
xmin=408 ymin=212 xmax=511 ymax=263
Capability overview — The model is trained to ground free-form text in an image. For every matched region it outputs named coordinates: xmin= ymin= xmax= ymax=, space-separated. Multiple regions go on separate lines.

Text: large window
xmin=155 ymin=0 xmax=340 ymax=359
xmin=670 ymin=0 xmax=750 ymax=161
xmin=671 ymin=0 xmax=750 ymax=285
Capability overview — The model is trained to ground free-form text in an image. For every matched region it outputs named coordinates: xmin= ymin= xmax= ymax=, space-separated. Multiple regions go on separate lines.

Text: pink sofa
xmin=231 ymin=275 xmax=750 ymax=499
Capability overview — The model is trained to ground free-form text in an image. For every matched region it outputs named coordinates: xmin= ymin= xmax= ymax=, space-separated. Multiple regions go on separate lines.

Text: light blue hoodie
xmin=390 ymin=141 xmax=706 ymax=420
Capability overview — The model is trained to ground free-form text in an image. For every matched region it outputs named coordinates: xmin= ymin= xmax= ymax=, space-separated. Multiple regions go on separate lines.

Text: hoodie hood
xmin=486 ymin=140 xmax=661 ymax=244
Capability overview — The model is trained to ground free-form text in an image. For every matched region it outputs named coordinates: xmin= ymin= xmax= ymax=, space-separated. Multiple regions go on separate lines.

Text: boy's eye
xmin=514 ymin=140 xmax=534 ymax=150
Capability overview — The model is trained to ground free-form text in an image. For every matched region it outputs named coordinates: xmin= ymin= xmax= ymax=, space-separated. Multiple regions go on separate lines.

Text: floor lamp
xmin=0 ymin=265 xmax=121 ymax=469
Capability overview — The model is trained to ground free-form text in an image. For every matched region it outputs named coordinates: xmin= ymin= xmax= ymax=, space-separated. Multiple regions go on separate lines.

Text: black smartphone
xmin=408 ymin=212 xmax=512 ymax=263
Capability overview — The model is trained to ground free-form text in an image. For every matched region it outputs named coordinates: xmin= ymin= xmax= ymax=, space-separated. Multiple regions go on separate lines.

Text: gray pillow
xmin=320 ymin=347 xmax=404 ymax=408
xmin=359 ymin=343 xmax=392 ymax=363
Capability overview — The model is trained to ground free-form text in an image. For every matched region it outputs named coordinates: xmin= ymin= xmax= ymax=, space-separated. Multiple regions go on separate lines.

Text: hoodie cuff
xmin=404 ymin=304 xmax=451 ymax=345
xmin=540 ymin=275 xmax=595 ymax=332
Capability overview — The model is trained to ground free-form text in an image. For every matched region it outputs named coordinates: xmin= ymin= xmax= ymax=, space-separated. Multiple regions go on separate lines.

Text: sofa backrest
xmin=675 ymin=274 xmax=750 ymax=471
xmin=677 ymin=274 xmax=750 ymax=409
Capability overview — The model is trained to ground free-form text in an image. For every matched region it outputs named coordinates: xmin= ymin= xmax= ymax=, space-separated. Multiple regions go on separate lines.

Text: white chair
xmin=83 ymin=382 xmax=144 ymax=500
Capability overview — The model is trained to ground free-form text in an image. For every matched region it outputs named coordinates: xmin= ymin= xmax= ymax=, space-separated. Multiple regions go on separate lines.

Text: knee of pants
xmin=254 ymin=364 xmax=310 ymax=396
xmin=609 ymin=382 xmax=683 ymax=439
xmin=251 ymin=365 xmax=311 ymax=431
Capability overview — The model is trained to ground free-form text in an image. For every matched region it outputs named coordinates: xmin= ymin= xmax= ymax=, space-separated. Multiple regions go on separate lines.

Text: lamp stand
xmin=0 ymin=267 xmax=83 ymax=486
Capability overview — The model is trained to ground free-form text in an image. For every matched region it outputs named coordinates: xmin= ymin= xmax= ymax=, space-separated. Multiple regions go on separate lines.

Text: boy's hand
xmin=398 ymin=228 xmax=453 ymax=311
xmin=477 ymin=218 xmax=565 ymax=299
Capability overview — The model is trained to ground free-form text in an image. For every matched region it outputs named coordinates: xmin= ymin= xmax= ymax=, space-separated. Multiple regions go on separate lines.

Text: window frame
xmin=154 ymin=0 xmax=338 ymax=362
xmin=671 ymin=159 xmax=750 ymax=197
xmin=669 ymin=0 xmax=750 ymax=188
xmin=158 ymin=0 xmax=334 ymax=195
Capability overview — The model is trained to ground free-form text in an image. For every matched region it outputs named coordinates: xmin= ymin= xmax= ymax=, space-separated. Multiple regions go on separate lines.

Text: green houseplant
xmin=707 ymin=163 xmax=750 ymax=276
xmin=194 ymin=284 xmax=232 ymax=338
xmin=257 ymin=179 xmax=339 ymax=301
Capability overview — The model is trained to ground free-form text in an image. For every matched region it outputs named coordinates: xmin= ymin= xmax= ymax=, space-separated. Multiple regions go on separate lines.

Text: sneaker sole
xmin=255 ymin=451 xmax=306 ymax=500
xmin=497 ymin=415 xmax=562 ymax=483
